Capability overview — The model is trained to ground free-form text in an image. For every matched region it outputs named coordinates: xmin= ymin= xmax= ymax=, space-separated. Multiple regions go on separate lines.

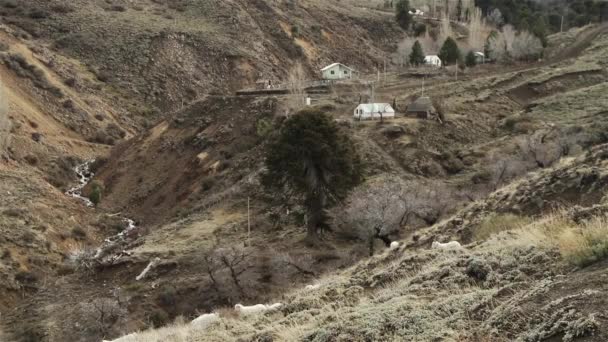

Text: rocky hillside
xmin=5 ymin=0 xmax=403 ymax=112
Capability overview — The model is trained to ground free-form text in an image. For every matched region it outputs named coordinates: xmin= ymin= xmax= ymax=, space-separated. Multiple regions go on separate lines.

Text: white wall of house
xmin=354 ymin=103 xmax=395 ymax=120
xmin=322 ymin=63 xmax=353 ymax=80
xmin=424 ymin=55 xmax=442 ymax=67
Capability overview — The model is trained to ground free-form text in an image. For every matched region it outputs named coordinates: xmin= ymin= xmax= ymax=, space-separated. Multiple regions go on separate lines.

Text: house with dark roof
xmin=406 ymin=96 xmax=435 ymax=119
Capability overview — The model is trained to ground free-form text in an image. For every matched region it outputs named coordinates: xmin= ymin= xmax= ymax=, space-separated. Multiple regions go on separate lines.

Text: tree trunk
xmin=305 ymin=190 xmax=328 ymax=242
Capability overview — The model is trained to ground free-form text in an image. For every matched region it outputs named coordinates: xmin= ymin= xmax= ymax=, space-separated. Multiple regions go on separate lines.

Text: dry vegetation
xmin=100 ymin=209 xmax=608 ymax=342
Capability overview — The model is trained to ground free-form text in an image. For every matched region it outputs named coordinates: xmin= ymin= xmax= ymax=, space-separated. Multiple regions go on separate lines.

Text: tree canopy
xmin=475 ymin=0 xmax=605 ymax=33
xmin=262 ymin=109 xmax=363 ymax=241
xmin=438 ymin=37 xmax=462 ymax=66
xmin=409 ymin=40 xmax=425 ymax=66
xmin=395 ymin=0 xmax=412 ymax=30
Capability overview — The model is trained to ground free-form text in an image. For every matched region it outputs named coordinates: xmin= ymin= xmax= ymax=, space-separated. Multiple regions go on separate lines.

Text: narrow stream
xmin=66 ymin=160 xmax=138 ymax=261
xmin=65 ymin=160 xmax=95 ymax=207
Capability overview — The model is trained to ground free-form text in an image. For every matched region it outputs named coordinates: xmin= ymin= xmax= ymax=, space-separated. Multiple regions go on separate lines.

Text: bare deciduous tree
xmin=512 ymin=31 xmax=543 ymax=61
xmin=334 ymin=179 xmax=451 ymax=255
xmin=468 ymin=7 xmax=485 ymax=50
xmin=488 ymin=25 xmax=516 ymax=62
xmin=439 ymin=10 xmax=453 ymax=43
xmin=517 ymin=130 xmax=563 ymax=168
xmin=69 ymin=298 xmax=126 ymax=341
xmin=485 ymin=152 xmax=529 ymax=191
xmin=488 ymin=8 xmax=504 ymax=26
xmin=287 ymin=62 xmax=307 ymax=113
xmin=217 ymin=247 xmax=253 ymax=295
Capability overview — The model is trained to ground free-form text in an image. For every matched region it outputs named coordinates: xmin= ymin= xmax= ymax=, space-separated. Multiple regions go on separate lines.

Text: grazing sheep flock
xmin=431 ymin=241 xmax=463 ymax=250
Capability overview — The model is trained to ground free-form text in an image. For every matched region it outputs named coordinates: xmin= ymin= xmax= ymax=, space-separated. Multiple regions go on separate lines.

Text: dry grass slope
xmin=106 ymin=210 xmax=608 ymax=341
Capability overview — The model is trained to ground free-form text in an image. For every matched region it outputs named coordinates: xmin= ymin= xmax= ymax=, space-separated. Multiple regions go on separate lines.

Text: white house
xmin=354 ymin=103 xmax=395 ymax=120
xmin=474 ymin=51 xmax=486 ymax=64
xmin=321 ymin=63 xmax=354 ymax=80
xmin=424 ymin=55 xmax=442 ymax=67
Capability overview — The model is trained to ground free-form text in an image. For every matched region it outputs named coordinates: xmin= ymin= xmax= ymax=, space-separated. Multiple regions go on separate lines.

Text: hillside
xmin=88 ymin=24 xmax=608 ymax=342
xmin=4 ymin=0 xmax=403 ymax=113
xmin=1 ymin=1 xmax=608 ymax=341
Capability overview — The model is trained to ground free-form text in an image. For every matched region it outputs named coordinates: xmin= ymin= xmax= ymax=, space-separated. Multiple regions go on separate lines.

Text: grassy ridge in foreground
xmin=107 ymin=210 xmax=608 ymax=341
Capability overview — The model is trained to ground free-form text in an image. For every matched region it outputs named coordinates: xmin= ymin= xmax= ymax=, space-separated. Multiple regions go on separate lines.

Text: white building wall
xmin=322 ymin=65 xmax=352 ymax=80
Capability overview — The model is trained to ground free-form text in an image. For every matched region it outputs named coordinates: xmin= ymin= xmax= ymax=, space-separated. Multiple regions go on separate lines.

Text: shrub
xmin=148 ymin=309 xmax=170 ymax=328
xmin=51 ymin=4 xmax=74 ymax=13
xmin=413 ymin=23 xmax=426 ymax=37
xmin=71 ymin=227 xmax=87 ymax=240
xmin=110 ymin=5 xmax=127 ymax=12
xmin=29 ymin=9 xmax=49 ymax=19
xmin=201 ymin=176 xmax=216 ymax=191
xmin=89 ymin=181 xmax=103 ymax=205
xmin=440 ymin=151 xmax=464 ymax=174
xmin=15 ymin=323 xmax=44 ymax=342
xmin=471 ymin=170 xmax=492 ymax=184
xmin=256 ymin=118 xmax=273 ymax=137
xmin=64 ymin=77 xmax=77 ymax=87
xmin=106 ymin=123 xmax=126 ymax=139
xmin=15 ymin=270 xmax=38 ymax=284
xmin=89 ymin=130 xmax=115 ymax=145
xmin=557 ymin=217 xmax=608 ymax=267
xmin=24 ymin=154 xmax=38 ymax=165
xmin=2 ymin=1 xmax=17 ymax=9
xmin=158 ymin=287 xmax=177 ymax=307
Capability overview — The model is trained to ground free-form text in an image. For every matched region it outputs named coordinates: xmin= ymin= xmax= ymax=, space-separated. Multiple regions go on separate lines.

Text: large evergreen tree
xmin=438 ymin=37 xmax=462 ymax=66
xmin=262 ymin=109 xmax=363 ymax=242
xmin=395 ymin=0 xmax=412 ymax=30
xmin=409 ymin=41 xmax=425 ymax=66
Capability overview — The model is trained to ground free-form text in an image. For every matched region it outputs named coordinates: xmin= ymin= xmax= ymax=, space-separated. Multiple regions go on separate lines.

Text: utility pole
xmin=422 ymin=76 xmax=425 ymax=97
xmin=370 ymin=82 xmax=375 ymax=103
xmin=383 ymin=57 xmax=386 ymax=84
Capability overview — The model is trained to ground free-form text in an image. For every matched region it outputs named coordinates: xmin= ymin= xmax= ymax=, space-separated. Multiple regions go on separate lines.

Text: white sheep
xmin=234 ymin=303 xmax=268 ymax=316
xmin=191 ymin=312 xmax=220 ymax=329
xmin=267 ymin=303 xmax=283 ymax=310
xmin=305 ymin=284 xmax=321 ymax=290
xmin=389 ymin=241 xmax=400 ymax=250
xmin=431 ymin=241 xmax=462 ymax=250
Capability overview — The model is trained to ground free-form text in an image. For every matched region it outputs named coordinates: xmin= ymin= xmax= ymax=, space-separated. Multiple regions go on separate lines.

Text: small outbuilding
xmin=321 ymin=63 xmax=355 ymax=80
xmin=424 ymin=55 xmax=442 ymax=68
xmin=474 ymin=51 xmax=486 ymax=64
xmin=406 ymin=97 xmax=435 ymax=119
xmin=354 ymin=103 xmax=395 ymax=120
